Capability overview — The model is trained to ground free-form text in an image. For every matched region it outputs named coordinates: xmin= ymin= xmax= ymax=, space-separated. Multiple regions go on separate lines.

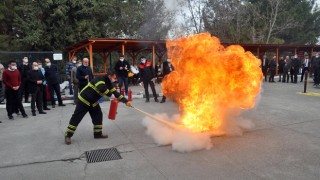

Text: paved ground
xmin=0 ymin=78 xmax=320 ymax=180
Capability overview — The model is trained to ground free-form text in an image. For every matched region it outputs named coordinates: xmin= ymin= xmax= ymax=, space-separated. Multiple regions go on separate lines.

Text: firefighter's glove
xmin=126 ymin=101 xmax=133 ymax=107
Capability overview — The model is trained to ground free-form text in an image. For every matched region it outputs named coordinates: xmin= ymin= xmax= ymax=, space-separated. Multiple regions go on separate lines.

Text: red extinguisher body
xmin=121 ymin=89 xmax=125 ymax=96
xmin=108 ymin=99 xmax=119 ymax=120
xmin=128 ymin=89 xmax=132 ymax=101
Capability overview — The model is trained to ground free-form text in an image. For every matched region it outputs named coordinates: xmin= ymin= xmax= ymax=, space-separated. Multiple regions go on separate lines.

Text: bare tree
xmin=248 ymin=0 xmax=298 ymax=44
xmin=203 ymin=0 xmax=298 ymax=44
xmin=178 ymin=0 xmax=207 ymax=34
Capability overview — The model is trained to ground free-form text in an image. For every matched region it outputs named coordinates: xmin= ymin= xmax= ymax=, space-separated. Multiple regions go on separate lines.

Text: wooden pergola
xmin=66 ymin=38 xmax=320 ymax=75
xmin=65 ymin=38 xmax=167 ymax=75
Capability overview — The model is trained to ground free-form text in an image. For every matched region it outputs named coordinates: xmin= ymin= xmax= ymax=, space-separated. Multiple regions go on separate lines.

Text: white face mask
xmin=294 ymin=55 xmax=297 ymax=58
xmin=120 ymin=58 xmax=124 ymax=62
xmin=23 ymin=58 xmax=28 ymax=63
xmin=33 ymin=66 xmax=39 ymax=70
xmin=141 ymin=59 xmax=146 ymax=64
xmin=10 ymin=66 xmax=17 ymax=70
xmin=38 ymin=65 xmax=42 ymax=69
xmin=72 ymin=60 xmax=76 ymax=63
xmin=46 ymin=63 xmax=51 ymax=66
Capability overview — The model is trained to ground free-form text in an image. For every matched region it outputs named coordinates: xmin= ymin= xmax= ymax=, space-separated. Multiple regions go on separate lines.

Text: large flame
xmin=162 ymin=33 xmax=263 ymax=132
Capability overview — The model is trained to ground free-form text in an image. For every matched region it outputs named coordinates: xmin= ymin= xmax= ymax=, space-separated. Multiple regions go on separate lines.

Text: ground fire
xmin=161 ymin=32 xmax=263 ymax=133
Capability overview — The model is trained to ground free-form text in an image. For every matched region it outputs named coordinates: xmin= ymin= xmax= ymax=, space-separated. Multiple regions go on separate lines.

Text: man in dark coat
xmin=27 ymin=62 xmax=46 ymax=116
xmin=268 ymin=56 xmax=277 ymax=82
xmin=291 ymin=54 xmax=301 ymax=84
xmin=283 ymin=56 xmax=291 ymax=83
xmin=18 ymin=57 xmax=31 ymax=103
xmin=139 ymin=57 xmax=159 ymax=102
xmin=160 ymin=59 xmax=174 ymax=103
xmin=76 ymin=58 xmax=93 ymax=91
xmin=300 ymin=53 xmax=311 ymax=82
xmin=114 ymin=55 xmax=130 ymax=95
xmin=261 ymin=55 xmax=269 ymax=82
xmin=44 ymin=58 xmax=65 ymax=108
xmin=64 ymin=72 xmax=132 ymax=145
xmin=312 ymin=53 xmax=320 ymax=86
xmin=278 ymin=56 xmax=285 ymax=82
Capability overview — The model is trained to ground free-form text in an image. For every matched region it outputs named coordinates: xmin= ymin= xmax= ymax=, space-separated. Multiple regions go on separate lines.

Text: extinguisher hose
xmin=131 ymin=106 xmax=180 ymax=129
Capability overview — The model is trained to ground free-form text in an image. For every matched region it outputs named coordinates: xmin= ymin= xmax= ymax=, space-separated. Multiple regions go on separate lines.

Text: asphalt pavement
xmin=0 ymin=79 xmax=320 ymax=180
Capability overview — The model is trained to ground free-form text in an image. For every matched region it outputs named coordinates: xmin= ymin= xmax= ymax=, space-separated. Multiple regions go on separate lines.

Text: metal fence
xmin=0 ymin=51 xmax=68 ymax=81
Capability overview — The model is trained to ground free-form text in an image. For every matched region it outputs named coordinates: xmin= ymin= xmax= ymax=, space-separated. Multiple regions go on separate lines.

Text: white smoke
xmin=142 ymin=113 xmax=255 ymax=153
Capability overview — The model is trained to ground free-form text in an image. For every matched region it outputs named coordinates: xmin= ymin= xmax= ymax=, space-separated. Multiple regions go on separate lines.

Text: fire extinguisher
xmin=128 ymin=89 xmax=132 ymax=101
xmin=121 ymin=89 xmax=125 ymax=96
xmin=108 ymin=99 xmax=118 ymax=120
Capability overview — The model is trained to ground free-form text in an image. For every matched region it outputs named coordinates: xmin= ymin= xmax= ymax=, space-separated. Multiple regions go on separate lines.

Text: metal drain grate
xmin=85 ymin=148 xmax=122 ymax=163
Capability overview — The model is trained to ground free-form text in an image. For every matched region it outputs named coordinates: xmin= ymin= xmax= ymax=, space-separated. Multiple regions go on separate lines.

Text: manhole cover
xmin=85 ymin=148 xmax=122 ymax=163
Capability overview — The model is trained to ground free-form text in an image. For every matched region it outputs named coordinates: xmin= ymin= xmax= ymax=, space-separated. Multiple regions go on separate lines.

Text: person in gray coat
xmin=71 ymin=60 xmax=81 ymax=104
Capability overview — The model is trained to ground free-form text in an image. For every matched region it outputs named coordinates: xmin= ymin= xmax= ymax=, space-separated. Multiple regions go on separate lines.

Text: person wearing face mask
xmin=38 ymin=61 xmax=50 ymax=111
xmin=76 ymin=58 xmax=93 ymax=91
xmin=291 ymin=54 xmax=301 ymax=84
xmin=3 ymin=60 xmax=28 ymax=120
xmin=139 ymin=56 xmax=159 ymax=102
xmin=312 ymin=52 xmax=320 ymax=86
xmin=71 ymin=60 xmax=81 ymax=105
xmin=64 ymin=71 xmax=132 ymax=145
xmin=18 ymin=57 xmax=31 ymax=103
xmin=66 ymin=56 xmax=77 ymax=95
xmin=27 ymin=62 xmax=46 ymax=116
xmin=44 ymin=58 xmax=65 ymax=108
xmin=114 ymin=55 xmax=130 ymax=95
xmin=160 ymin=59 xmax=174 ymax=103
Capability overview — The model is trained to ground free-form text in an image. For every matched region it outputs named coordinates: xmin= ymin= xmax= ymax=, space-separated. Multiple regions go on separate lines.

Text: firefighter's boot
xmin=65 ymin=124 xmax=77 ymax=145
xmin=94 ymin=125 xmax=108 ymax=139
xmin=94 ymin=133 xmax=108 ymax=139
xmin=65 ymin=136 xmax=71 ymax=145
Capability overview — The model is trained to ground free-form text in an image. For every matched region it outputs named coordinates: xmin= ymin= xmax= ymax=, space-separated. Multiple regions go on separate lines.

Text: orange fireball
xmin=162 ymin=33 xmax=263 ymax=132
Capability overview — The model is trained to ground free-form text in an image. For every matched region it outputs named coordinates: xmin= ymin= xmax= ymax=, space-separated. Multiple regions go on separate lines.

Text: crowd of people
xmin=0 ymin=57 xmax=67 ymax=122
xmin=114 ymin=56 xmax=174 ymax=103
xmin=260 ymin=53 xmax=320 ymax=85
xmin=0 ymin=55 xmax=174 ymax=124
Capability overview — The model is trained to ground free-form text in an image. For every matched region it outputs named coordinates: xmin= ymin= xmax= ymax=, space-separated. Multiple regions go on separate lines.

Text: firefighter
xmin=64 ymin=72 xmax=132 ymax=145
